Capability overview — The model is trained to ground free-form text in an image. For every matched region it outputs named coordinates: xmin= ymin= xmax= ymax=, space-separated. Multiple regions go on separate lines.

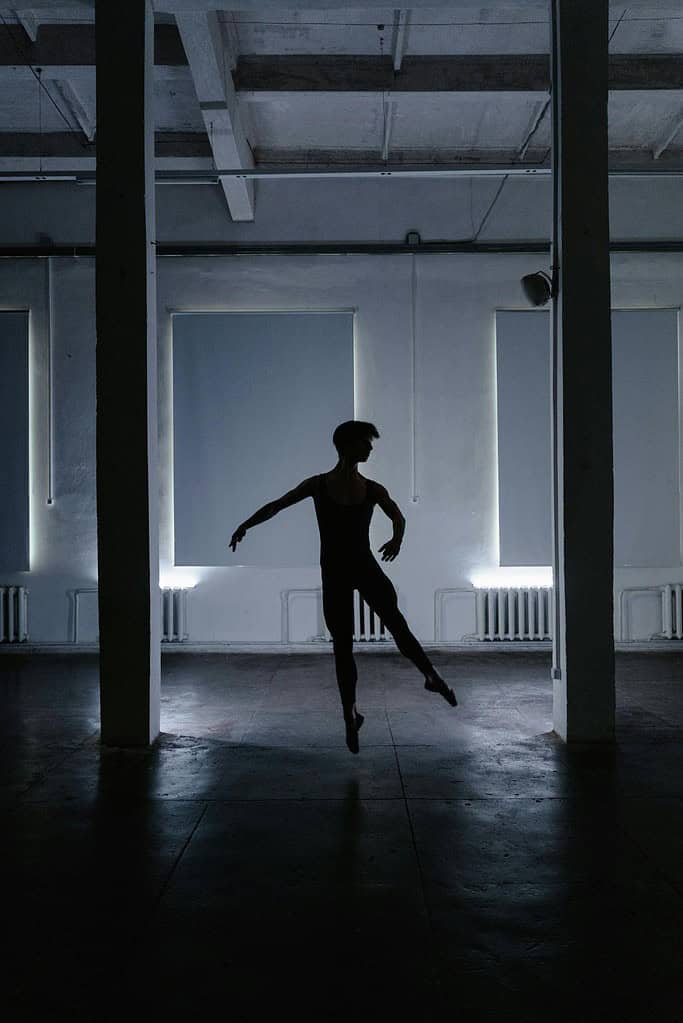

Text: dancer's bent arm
xmin=372 ymin=482 xmax=406 ymax=562
xmin=228 ymin=476 xmax=316 ymax=551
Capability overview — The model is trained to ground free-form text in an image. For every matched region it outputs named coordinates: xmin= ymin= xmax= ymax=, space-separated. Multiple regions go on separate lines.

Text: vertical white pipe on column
xmin=409 ymin=254 xmax=419 ymax=504
xmin=45 ymin=257 xmax=54 ymax=506
xmin=476 ymin=589 xmax=486 ymax=641
xmin=662 ymin=584 xmax=673 ymax=638
xmin=7 ymin=586 xmax=16 ymax=641
xmin=168 ymin=590 xmax=176 ymax=642
xmin=18 ymin=587 xmax=28 ymax=640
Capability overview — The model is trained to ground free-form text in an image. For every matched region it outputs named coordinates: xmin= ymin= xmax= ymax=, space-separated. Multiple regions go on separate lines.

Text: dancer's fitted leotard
xmin=311 ymin=472 xmax=433 ymax=715
xmin=312 ymin=472 xmax=376 ymax=566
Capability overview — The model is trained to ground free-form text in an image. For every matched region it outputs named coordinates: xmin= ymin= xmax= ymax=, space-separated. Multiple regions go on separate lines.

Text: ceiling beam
xmin=153 ymin=0 xmax=545 ymax=9
xmin=44 ymin=79 xmax=96 ymax=141
xmin=0 ymin=0 xmax=93 ymax=7
xmin=652 ymin=109 xmax=683 ymax=159
xmin=11 ymin=9 xmax=38 ymax=43
xmin=392 ymin=10 xmax=411 ymax=73
xmin=220 ymin=12 xmax=240 ymax=72
xmin=235 ymin=54 xmax=683 ymax=93
xmin=0 ymin=65 xmax=188 ymax=85
xmin=0 ymin=0 xmax=671 ymax=12
xmin=0 ymin=25 xmax=681 ymax=95
xmin=0 ymin=23 xmax=185 ymax=65
xmin=381 ymin=99 xmax=397 ymax=160
xmin=148 ymin=0 xmax=669 ymax=10
xmin=517 ymin=97 xmax=550 ymax=158
xmin=175 ymin=11 xmax=253 ymax=220
xmin=0 ymin=130 xmax=209 ymax=159
xmin=0 ymin=22 xmax=680 ymax=96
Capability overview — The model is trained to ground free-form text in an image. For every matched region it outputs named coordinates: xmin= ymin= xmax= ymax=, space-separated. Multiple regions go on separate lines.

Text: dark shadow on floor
xmin=2 ymin=649 xmax=683 ymax=1020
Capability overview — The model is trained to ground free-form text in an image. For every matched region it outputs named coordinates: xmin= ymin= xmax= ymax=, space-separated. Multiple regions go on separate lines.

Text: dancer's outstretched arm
xmin=229 ymin=476 xmax=316 ymax=551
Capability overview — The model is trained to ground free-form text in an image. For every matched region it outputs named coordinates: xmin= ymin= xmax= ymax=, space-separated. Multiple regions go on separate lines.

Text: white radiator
xmin=324 ymin=590 xmax=388 ymax=643
xmin=280 ymin=587 xmax=390 ymax=644
xmin=161 ymin=588 xmax=189 ymax=642
xmin=619 ymin=583 xmax=683 ymax=641
xmin=475 ymin=586 xmax=553 ymax=641
xmin=0 ymin=586 xmax=29 ymax=642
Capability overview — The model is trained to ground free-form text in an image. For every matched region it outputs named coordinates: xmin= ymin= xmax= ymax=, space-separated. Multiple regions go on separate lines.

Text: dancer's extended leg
xmin=356 ymin=556 xmax=433 ymax=673
xmin=357 ymin=556 xmax=457 ymax=706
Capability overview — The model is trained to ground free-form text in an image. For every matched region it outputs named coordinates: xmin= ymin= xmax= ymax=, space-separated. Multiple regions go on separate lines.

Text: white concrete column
xmin=95 ymin=0 xmax=160 ymax=745
xmin=550 ymin=0 xmax=615 ymax=743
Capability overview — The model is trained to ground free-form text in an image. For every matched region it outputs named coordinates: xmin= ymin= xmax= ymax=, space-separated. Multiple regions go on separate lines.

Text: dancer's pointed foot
xmin=344 ymin=708 xmax=364 ymax=754
xmin=424 ymin=671 xmax=458 ymax=707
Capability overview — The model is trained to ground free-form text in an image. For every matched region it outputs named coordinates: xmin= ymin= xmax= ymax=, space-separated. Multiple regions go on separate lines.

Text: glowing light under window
xmin=470 ymin=566 xmax=553 ymax=589
xmin=160 ymin=570 xmax=199 ymax=590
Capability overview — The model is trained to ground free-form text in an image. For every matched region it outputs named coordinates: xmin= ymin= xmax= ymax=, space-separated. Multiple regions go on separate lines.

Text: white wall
xmin=1 ymin=249 xmax=681 ymax=644
xmin=1 ymin=176 xmax=683 ymax=246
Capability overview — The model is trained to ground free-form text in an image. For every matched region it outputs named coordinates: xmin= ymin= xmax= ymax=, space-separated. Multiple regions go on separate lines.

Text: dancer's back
xmin=312 ymin=472 xmax=377 ymax=567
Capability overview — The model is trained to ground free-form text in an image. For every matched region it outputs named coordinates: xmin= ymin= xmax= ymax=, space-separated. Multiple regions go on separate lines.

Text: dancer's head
xmin=332 ymin=420 xmax=380 ymax=463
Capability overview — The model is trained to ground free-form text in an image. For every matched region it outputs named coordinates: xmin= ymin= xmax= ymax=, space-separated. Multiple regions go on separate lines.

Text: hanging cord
xmin=609 ymin=7 xmax=629 ymax=44
xmin=472 ymin=175 xmax=508 ymax=241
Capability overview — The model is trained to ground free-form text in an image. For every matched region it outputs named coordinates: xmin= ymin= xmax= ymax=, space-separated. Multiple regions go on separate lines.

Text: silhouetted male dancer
xmin=229 ymin=420 xmax=457 ymax=754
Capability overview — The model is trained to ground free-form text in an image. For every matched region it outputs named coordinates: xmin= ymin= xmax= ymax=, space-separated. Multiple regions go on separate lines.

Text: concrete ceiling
xmin=0 ymin=4 xmax=681 ymax=220
xmin=222 ymin=8 xmax=683 ymax=56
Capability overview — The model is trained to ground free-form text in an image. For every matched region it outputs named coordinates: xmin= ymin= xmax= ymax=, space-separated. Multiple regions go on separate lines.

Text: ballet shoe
xmin=424 ymin=673 xmax=458 ymax=707
xmin=344 ymin=710 xmax=364 ymax=754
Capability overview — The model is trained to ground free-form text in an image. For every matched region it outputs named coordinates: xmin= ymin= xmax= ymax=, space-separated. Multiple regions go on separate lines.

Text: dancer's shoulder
xmin=364 ymin=477 xmax=387 ymax=497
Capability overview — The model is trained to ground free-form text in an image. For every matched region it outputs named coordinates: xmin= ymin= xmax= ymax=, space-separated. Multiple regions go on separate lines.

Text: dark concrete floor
xmin=3 ymin=648 xmax=683 ymax=1022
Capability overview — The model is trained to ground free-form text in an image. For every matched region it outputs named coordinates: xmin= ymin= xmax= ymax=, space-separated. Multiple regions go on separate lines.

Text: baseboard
xmin=1 ymin=639 xmax=681 ymax=655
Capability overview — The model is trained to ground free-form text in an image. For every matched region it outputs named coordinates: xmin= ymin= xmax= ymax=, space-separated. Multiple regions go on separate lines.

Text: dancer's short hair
xmin=332 ymin=420 xmax=380 ymax=455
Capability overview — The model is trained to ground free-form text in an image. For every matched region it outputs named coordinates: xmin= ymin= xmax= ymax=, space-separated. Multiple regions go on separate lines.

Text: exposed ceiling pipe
xmin=2 ymin=240 xmax=683 ymax=259
xmin=1 ymin=165 xmax=683 ymax=185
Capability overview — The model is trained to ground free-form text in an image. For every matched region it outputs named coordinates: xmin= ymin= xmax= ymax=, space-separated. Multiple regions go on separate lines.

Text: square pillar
xmin=95 ymin=0 xmax=160 ymax=745
xmin=550 ymin=0 xmax=615 ymax=743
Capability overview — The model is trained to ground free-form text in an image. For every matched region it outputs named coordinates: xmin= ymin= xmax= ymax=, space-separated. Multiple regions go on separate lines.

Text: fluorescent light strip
xmin=471 ymin=566 xmax=553 ymax=589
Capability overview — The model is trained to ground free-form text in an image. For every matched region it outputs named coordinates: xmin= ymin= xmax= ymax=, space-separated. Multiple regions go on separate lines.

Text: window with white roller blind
xmin=495 ymin=308 xmax=680 ymax=568
xmin=172 ymin=311 xmax=354 ymax=568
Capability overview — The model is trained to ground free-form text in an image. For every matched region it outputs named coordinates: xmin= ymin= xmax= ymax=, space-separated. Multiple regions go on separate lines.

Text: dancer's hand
xmin=229 ymin=525 xmax=247 ymax=552
xmin=378 ymin=538 xmax=401 ymax=562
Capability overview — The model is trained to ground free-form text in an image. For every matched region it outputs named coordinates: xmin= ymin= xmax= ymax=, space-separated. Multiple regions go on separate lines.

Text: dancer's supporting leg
xmin=321 ymin=568 xmax=363 ymax=751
